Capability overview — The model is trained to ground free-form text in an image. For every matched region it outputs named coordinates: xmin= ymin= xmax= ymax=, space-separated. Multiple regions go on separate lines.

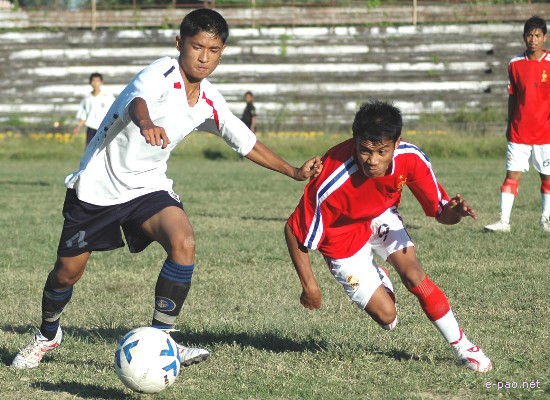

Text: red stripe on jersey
xmin=202 ymin=92 xmax=220 ymax=130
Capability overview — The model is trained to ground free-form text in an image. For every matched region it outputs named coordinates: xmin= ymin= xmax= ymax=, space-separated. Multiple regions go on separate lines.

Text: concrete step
xmin=0 ymin=23 xmax=521 ymax=131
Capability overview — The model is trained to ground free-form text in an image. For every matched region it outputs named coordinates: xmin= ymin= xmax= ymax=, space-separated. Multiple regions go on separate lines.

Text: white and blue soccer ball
xmin=114 ymin=327 xmax=181 ymax=394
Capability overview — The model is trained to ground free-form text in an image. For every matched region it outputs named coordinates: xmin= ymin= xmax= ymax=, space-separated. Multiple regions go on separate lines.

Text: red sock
xmin=408 ymin=276 xmax=450 ymax=321
xmin=501 ymin=178 xmax=519 ymax=195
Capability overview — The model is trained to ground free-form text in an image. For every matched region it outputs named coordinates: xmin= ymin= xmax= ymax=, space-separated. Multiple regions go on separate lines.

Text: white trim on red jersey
xmin=305 ymin=156 xmax=358 ymax=250
xmin=289 ymin=139 xmax=449 ymax=259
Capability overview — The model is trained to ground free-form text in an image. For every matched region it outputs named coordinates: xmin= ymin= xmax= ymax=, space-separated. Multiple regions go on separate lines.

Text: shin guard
xmin=152 ymin=258 xmax=194 ymax=329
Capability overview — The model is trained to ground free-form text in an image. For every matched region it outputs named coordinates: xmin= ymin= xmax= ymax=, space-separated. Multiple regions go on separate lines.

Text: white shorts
xmin=324 ymin=207 xmax=414 ymax=310
xmin=506 ymin=142 xmax=550 ymax=174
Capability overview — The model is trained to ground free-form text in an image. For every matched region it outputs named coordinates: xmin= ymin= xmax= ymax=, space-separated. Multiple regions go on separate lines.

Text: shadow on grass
xmin=194 ymin=211 xmax=287 ymax=222
xmin=172 ymin=328 xmax=329 ymax=353
xmin=0 ymin=180 xmax=51 ymax=186
xmin=3 ymin=323 xmax=328 ymax=356
xmin=3 ymin=325 xmax=433 ymax=366
xmin=31 ymin=381 xmax=128 ymax=399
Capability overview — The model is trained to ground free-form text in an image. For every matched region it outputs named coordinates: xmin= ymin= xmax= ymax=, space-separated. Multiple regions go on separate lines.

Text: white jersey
xmin=76 ymin=90 xmax=115 ymax=130
xmin=65 ymin=57 xmax=257 ymax=206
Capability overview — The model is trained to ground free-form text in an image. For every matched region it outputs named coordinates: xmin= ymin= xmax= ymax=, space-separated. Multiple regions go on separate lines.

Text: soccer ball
xmin=114 ymin=327 xmax=181 ymax=394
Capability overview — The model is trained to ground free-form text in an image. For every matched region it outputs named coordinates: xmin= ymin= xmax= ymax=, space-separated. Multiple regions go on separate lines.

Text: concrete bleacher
xmin=0 ymin=22 xmax=525 ymax=133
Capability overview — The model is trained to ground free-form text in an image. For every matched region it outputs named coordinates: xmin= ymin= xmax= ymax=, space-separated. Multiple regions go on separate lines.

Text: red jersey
xmin=287 ymin=139 xmax=449 ymax=259
xmin=508 ymin=50 xmax=550 ymax=145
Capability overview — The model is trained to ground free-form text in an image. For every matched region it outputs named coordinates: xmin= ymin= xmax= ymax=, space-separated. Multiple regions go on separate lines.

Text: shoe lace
xmin=19 ymin=336 xmax=49 ymax=359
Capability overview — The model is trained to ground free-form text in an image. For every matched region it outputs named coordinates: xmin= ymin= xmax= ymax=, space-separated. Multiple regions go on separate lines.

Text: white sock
xmin=432 ymin=309 xmax=462 ymax=344
xmin=541 ymin=193 xmax=550 ymax=218
xmin=500 ymin=192 xmax=515 ymax=224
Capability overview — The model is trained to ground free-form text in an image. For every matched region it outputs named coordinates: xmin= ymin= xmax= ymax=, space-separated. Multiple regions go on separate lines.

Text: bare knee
xmin=52 ymin=254 xmax=89 ymax=287
xmin=168 ymin=232 xmax=195 ymax=264
xmin=364 ymin=286 xmax=397 ymax=328
xmin=398 ymin=263 xmax=426 ymax=291
xmin=367 ymin=303 xmax=397 ymax=327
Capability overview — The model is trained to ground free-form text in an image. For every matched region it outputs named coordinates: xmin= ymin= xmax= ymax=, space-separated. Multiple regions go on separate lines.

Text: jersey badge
xmin=542 ymin=70 xmax=548 ymax=83
xmin=155 ymin=296 xmax=176 ymax=312
xmin=397 ymin=175 xmax=407 ymax=192
xmin=174 ymin=82 xmax=181 ymax=89
xmin=346 ymin=275 xmax=360 ymax=291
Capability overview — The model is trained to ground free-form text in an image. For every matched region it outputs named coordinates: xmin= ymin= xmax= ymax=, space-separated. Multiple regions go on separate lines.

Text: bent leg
xmin=41 ymin=252 xmax=90 ymax=339
xmin=388 ymin=247 xmax=460 ymax=343
xmin=364 ymin=284 xmax=397 ymax=330
xmin=141 ymin=207 xmax=196 ymax=329
xmin=141 ymin=206 xmax=195 ymax=265
xmin=326 ymin=243 xmax=397 ymax=330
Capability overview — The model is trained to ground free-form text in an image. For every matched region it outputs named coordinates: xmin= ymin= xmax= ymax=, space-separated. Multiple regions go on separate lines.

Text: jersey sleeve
xmin=218 ymin=112 xmax=257 ymax=156
xmin=200 ymin=83 xmax=257 ymax=156
xmin=117 ymin=57 xmax=175 ymax=125
xmin=75 ymin=97 xmax=88 ymax=120
xmin=288 ymin=186 xmax=325 ymax=251
xmin=406 ymin=155 xmax=449 ymax=218
xmin=287 ymin=154 xmax=335 ymax=251
xmin=507 ymin=58 xmax=516 ymax=96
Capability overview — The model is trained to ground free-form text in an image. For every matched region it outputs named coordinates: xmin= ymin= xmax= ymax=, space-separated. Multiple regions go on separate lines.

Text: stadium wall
xmin=0 ymin=4 xmax=538 ymax=133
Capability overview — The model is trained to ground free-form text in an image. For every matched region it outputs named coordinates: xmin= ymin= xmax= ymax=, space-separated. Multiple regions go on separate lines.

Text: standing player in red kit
xmin=485 ymin=16 xmax=550 ymax=233
xmin=285 ymin=100 xmax=493 ymax=372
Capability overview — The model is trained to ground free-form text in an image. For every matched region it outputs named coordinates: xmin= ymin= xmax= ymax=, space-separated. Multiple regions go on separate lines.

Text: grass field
xmin=0 ymin=134 xmax=548 ymax=399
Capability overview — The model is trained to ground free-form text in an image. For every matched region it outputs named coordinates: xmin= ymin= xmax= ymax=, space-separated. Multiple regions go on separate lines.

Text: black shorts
xmin=86 ymin=127 xmax=97 ymax=145
xmin=57 ymin=189 xmax=183 ymax=257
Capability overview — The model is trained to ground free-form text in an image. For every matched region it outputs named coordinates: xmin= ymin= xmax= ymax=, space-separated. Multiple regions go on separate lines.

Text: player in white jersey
xmin=73 ymin=72 xmax=115 ymax=145
xmin=11 ymin=9 xmax=322 ymax=370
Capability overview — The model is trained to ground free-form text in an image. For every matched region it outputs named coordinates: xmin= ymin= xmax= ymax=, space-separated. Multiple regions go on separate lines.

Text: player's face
xmin=355 ymin=138 xmax=400 ymax=178
xmin=90 ymin=77 xmax=103 ymax=92
xmin=523 ymin=28 xmax=547 ymax=56
xmin=177 ymin=32 xmax=226 ymax=83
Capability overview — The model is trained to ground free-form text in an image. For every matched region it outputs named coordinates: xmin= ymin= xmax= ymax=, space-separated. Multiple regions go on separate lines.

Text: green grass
xmin=0 ymin=135 xmax=548 ymax=399
xmin=0 ymin=129 xmax=508 ymax=161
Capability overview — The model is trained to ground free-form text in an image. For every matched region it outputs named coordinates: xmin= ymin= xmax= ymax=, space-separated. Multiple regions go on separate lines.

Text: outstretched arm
xmin=436 ymin=193 xmax=477 ymax=225
xmin=246 ymin=140 xmax=323 ymax=181
xmin=284 ymin=223 xmax=322 ymax=309
xmin=128 ymin=97 xmax=171 ymax=149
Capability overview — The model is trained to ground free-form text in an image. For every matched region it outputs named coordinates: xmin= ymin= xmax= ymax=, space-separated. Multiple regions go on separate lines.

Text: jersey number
xmin=66 ymin=231 xmax=88 ymax=249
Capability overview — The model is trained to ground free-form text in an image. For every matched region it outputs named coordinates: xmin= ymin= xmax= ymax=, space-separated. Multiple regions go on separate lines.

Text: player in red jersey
xmin=285 ymin=100 xmax=493 ymax=373
xmin=485 ymin=16 xmax=550 ymax=233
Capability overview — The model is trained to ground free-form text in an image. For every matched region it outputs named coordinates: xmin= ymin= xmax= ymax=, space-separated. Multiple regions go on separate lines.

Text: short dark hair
xmin=89 ymin=72 xmax=103 ymax=84
xmin=352 ymin=99 xmax=402 ymax=143
xmin=244 ymin=91 xmax=253 ymax=96
xmin=179 ymin=9 xmax=229 ymax=44
xmin=524 ymin=15 xmax=547 ymax=36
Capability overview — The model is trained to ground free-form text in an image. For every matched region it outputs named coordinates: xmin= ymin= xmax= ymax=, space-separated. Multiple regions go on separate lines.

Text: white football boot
xmin=451 ymin=331 xmax=493 ymax=373
xmin=539 ymin=216 xmax=550 ymax=233
xmin=177 ymin=344 xmax=210 ymax=367
xmin=160 ymin=328 xmax=210 ymax=367
xmin=11 ymin=328 xmax=63 ymax=369
xmin=484 ymin=220 xmax=511 ymax=233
